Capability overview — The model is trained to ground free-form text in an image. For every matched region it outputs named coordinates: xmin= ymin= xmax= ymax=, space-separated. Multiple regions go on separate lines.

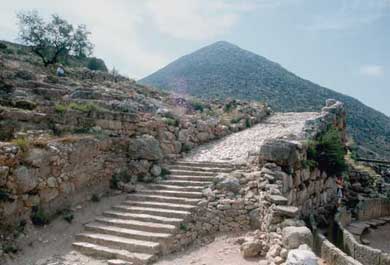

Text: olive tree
xmin=17 ymin=10 xmax=94 ymax=66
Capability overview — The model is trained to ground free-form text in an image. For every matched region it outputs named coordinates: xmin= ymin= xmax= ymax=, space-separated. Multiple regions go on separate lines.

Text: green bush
xmin=163 ymin=117 xmax=179 ymax=127
xmin=110 ymin=170 xmax=132 ymax=189
xmin=87 ymin=57 xmax=108 ymax=72
xmin=13 ymin=137 xmax=30 ymax=153
xmin=0 ymin=43 xmax=7 ymax=49
xmin=245 ymin=118 xmax=251 ymax=128
xmin=0 ymin=189 xmax=13 ymax=202
xmin=307 ymin=128 xmax=346 ymax=176
xmin=62 ymin=209 xmax=74 ymax=223
xmin=179 ymin=223 xmax=188 ymax=231
xmin=55 ymin=104 xmax=67 ymax=113
xmin=230 ymin=117 xmax=241 ymax=124
xmin=91 ymin=193 xmax=100 ymax=202
xmin=2 ymin=242 xmax=18 ymax=254
xmin=190 ymin=99 xmax=205 ymax=112
xmin=31 ymin=207 xmax=49 ymax=226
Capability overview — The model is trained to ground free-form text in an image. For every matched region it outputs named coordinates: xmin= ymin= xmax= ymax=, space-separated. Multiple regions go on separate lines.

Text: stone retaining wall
xmin=335 ymin=203 xmax=390 ymax=265
xmin=0 ymin=102 xmax=270 ymax=229
xmin=313 ymin=231 xmax=363 ymax=265
xmin=257 ymin=99 xmax=346 ymax=222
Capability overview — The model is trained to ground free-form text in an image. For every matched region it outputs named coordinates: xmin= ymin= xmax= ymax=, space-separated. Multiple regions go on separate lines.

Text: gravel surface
xmin=184 ymin=112 xmax=319 ymax=163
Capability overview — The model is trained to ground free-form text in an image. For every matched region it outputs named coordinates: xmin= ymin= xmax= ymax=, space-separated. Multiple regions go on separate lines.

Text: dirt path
xmin=184 ymin=112 xmax=319 ymax=163
xmin=4 ymin=192 xmax=127 ymax=265
xmin=155 ymin=233 xmax=264 ymax=265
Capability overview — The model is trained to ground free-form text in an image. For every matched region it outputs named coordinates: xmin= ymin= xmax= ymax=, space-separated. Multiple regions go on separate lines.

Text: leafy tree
xmin=17 ymin=10 xmax=93 ymax=66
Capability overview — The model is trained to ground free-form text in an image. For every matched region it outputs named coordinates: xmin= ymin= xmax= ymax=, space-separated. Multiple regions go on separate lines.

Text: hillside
xmin=140 ymin=41 xmax=390 ymax=159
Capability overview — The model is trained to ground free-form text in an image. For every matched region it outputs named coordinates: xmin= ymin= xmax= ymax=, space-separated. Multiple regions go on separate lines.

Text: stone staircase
xmin=72 ymin=160 xmax=236 ymax=265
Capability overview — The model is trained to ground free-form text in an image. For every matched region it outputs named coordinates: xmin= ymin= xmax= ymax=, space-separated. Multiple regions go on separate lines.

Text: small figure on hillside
xmin=56 ymin=64 xmax=65 ymax=77
xmin=336 ymin=175 xmax=344 ymax=208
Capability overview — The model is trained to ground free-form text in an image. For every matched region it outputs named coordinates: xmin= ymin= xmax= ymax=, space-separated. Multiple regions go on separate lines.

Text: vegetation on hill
xmin=16 ymin=10 xmax=94 ymax=67
xmin=140 ymin=41 xmax=390 ymax=159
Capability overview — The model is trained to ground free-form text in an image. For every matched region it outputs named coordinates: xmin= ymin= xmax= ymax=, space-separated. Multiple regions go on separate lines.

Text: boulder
xmin=150 ymin=164 xmax=162 ymax=177
xmin=240 ymin=239 xmax=262 ymax=258
xmin=286 ymin=246 xmax=318 ymax=265
xmin=128 ymin=135 xmax=163 ymax=161
xmin=258 ymin=139 xmax=302 ymax=168
xmin=14 ymin=166 xmax=38 ymax=194
xmin=215 ymin=175 xmax=240 ymax=194
xmin=282 ymin=226 xmax=313 ymax=250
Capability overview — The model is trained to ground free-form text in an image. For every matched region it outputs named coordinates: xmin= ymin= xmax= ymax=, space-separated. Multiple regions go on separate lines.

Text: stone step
xmin=76 ymin=233 xmax=160 ymax=254
xmin=108 ymin=260 xmax=132 ymax=265
xmin=72 ymin=241 xmax=155 ymax=265
xmin=139 ymin=189 xmax=203 ymax=199
xmin=105 ymin=210 xmax=183 ymax=225
xmin=162 ymin=179 xmax=212 ymax=187
xmin=168 ymin=170 xmax=216 ymax=176
xmin=128 ymin=194 xmax=200 ymax=205
xmin=174 ymin=161 xmax=236 ymax=168
xmin=147 ymin=184 xmax=205 ymax=192
xmin=168 ymin=175 xmax=215 ymax=182
xmin=122 ymin=201 xmax=197 ymax=211
xmin=168 ymin=165 xmax=233 ymax=173
xmin=85 ymin=222 xmax=172 ymax=242
xmin=95 ymin=217 xmax=177 ymax=233
xmin=113 ymin=205 xmax=191 ymax=219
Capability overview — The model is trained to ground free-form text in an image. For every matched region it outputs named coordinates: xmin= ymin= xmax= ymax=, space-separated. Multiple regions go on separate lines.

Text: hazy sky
xmin=1 ymin=0 xmax=389 ymax=116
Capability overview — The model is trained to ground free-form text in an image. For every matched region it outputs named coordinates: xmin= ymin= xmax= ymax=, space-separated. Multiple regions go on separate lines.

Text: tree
xmin=17 ymin=10 xmax=94 ymax=67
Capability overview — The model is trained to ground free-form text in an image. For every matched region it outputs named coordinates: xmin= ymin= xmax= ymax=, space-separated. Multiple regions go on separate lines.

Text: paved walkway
xmin=184 ymin=112 xmax=319 ymax=163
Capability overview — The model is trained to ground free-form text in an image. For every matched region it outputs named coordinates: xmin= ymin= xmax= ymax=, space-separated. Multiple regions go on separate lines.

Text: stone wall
xmin=257 ymin=99 xmax=347 ymax=222
xmin=335 ymin=204 xmax=390 ymax=265
xmin=0 ymin=102 xmax=270 ymax=229
xmin=313 ymin=232 xmax=363 ymax=265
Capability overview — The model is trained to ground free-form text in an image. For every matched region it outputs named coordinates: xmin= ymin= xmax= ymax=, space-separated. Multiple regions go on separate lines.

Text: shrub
xmin=190 ymin=99 xmax=205 ymax=112
xmin=0 ymin=189 xmax=13 ymax=202
xmin=179 ymin=223 xmax=188 ymax=231
xmin=31 ymin=206 xmax=49 ymax=226
xmin=0 ymin=43 xmax=7 ymax=49
xmin=245 ymin=118 xmax=251 ymax=128
xmin=230 ymin=117 xmax=241 ymax=124
xmin=62 ymin=209 xmax=74 ymax=223
xmin=68 ymin=102 xmax=99 ymax=112
xmin=13 ymin=137 xmax=30 ymax=153
xmin=0 ymin=120 xmax=17 ymax=141
xmin=55 ymin=104 xmax=67 ymax=113
xmin=87 ymin=57 xmax=108 ymax=72
xmin=181 ymin=144 xmax=192 ymax=153
xmin=110 ymin=170 xmax=132 ymax=189
xmin=161 ymin=167 xmax=171 ymax=177
xmin=307 ymin=128 xmax=346 ymax=176
xmin=91 ymin=193 xmax=100 ymax=202
xmin=2 ymin=242 xmax=18 ymax=254
xmin=163 ymin=117 xmax=179 ymax=127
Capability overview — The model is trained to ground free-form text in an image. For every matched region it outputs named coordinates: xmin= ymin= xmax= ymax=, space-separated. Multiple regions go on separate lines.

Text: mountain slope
xmin=140 ymin=41 xmax=390 ymax=159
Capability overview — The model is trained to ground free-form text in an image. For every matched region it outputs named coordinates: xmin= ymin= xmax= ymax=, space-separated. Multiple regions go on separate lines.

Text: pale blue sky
xmin=0 ymin=0 xmax=389 ymax=116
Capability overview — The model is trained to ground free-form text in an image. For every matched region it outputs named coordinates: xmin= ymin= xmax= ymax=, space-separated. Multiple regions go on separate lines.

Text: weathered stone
xmin=240 ymin=240 xmax=262 ymax=257
xmin=150 ymin=164 xmax=162 ymax=177
xmin=282 ymin=226 xmax=313 ymax=250
xmin=0 ymin=166 xmax=9 ymax=186
xmin=14 ymin=166 xmax=38 ymax=193
xmin=258 ymin=139 xmax=301 ymax=168
xmin=286 ymin=248 xmax=318 ymax=265
xmin=216 ymin=176 xmax=240 ymax=194
xmin=128 ymin=135 xmax=163 ymax=160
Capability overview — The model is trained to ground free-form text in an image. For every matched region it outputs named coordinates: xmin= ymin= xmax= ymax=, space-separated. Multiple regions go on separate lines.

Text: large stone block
xmin=128 ymin=135 xmax=163 ymax=161
xmin=282 ymin=226 xmax=313 ymax=250
xmin=258 ymin=139 xmax=302 ymax=168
